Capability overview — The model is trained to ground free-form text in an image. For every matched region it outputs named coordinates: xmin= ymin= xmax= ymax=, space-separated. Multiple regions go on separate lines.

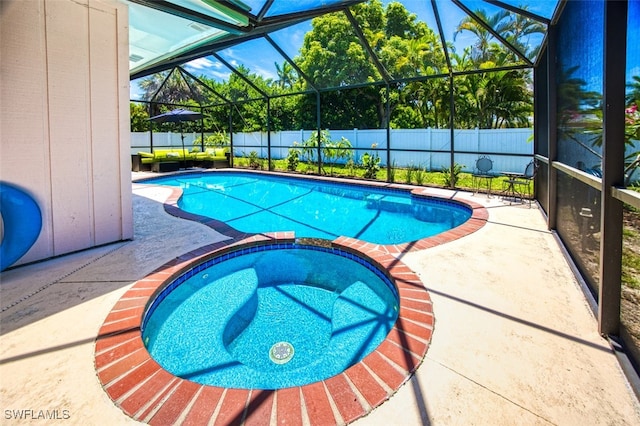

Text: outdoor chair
xmin=471 ymin=156 xmax=494 ymax=197
xmin=503 ymin=160 xmax=537 ymax=206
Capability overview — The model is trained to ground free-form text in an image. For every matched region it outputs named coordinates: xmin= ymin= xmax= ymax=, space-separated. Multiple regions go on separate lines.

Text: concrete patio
xmin=1 ymin=172 xmax=639 ymax=425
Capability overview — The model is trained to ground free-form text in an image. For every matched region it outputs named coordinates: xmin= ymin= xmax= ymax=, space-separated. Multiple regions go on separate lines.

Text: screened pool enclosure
xmin=127 ymin=0 xmax=640 ymax=390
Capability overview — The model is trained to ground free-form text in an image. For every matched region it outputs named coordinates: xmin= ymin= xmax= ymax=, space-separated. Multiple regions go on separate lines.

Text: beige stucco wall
xmin=0 ymin=0 xmax=133 ymax=266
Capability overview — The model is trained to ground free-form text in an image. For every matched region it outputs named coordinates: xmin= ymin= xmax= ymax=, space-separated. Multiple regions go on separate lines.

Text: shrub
xmin=302 ymin=130 xmax=353 ymax=175
xmin=406 ymin=164 xmax=416 ymax=184
xmin=415 ymin=165 xmax=426 ymax=185
xmin=361 ymin=144 xmax=381 ymax=179
xmin=286 ymin=144 xmax=300 ymax=171
xmin=193 ymin=131 xmax=229 ymax=148
xmin=441 ymin=163 xmax=465 ymax=187
xmin=346 ymin=159 xmax=357 ymax=177
xmin=248 ymin=151 xmax=261 ymax=169
xmin=388 ymin=160 xmax=397 ymax=183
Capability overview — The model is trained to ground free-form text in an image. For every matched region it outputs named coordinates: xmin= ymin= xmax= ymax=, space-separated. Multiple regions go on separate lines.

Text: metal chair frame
xmin=471 ymin=156 xmax=494 ymax=197
xmin=503 ymin=160 xmax=537 ymax=206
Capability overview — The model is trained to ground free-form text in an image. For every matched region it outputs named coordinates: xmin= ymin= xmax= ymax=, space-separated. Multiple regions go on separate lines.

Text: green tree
xmin=298 ymin=13 xmax=378 ymax=88
xmin=393 ymin=77 xmax=450 ymax=129
xmin=130 ymin=102 xmax=149 ymax=132
xmin=296 ymin=1 xmax=386 ymax=129
xmin=385 ymin=1 xmax=418 ymax=38
xmin=454 ymin=63 xmax=533 ymax=129
xmin=201 ymin=65 xmax=272 ymax=132
xmin=295 ymin=0 xmax=448 ymax=129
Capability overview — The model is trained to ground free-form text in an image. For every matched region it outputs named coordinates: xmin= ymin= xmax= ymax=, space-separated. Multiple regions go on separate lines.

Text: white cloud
xmin=207 ymin=69 xmax=232 ymax=80
xmin=251 ymin=65 xmax=277 ymax=81
xmin=130 ymin=83 xmax=143 ymax=100
xmin=182 ymin=56 xmax=233 ymax=81
xmin=186 ymin=57 xmax=217 ymax=69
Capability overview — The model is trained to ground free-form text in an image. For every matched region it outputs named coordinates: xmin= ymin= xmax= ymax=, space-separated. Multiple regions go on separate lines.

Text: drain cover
xmin=269 ymin=342 xmax=294 ymax=364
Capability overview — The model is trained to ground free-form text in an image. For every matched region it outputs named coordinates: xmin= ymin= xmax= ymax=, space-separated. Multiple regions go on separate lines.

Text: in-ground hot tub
xmin=142 ymin=242 xmax=399 ymax=390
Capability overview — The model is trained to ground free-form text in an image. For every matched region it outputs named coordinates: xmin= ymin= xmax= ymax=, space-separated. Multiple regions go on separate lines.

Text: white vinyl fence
xmin=132 ymin=128 xmax=534 ymax=173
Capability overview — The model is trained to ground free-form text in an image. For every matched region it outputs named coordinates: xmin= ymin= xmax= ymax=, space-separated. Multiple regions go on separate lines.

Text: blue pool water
xmin=142 ymin=244 xmax=399 ymax=389
xmin=145 ymin=172 xmax=471 ymax=245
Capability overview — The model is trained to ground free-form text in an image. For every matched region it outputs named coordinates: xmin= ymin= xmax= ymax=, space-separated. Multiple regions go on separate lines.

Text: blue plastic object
xmin=0 ymin=182 xmax=42 ymax=271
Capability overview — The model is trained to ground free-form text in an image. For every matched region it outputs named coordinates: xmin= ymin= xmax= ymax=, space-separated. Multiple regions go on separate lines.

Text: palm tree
xmin=453 ymin=50 xmax=533 ymax=129
xmin=139 ymin=68 xmax=193 ymax=104
xmin=505 ymin=8 xmax=546 ymax=60
xmin=454 ymin=9 xmax=510 ymax=63
xmin=138 ymin=72 xmax=166 ymax=101
xmin=627 ymin=75 xmax=640 ymax=107
xmin=455 ymin=7 xmax=545 ymax=65
xmin=275 ymin=62 xmax=296 ymax=90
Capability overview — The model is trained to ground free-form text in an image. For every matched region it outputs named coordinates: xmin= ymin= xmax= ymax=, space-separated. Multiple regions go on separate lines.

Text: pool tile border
xmin=96 ymin=233 xmax=438 ymax=425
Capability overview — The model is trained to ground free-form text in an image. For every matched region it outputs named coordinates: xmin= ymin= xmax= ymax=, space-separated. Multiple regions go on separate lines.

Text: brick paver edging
xmin=95 ymin=234 xmax=435 ymax=425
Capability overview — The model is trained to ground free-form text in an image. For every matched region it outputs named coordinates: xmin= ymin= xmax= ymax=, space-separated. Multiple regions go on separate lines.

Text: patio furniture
xmin=471 ymin=156 xmax=494 ymax=197
xmin=132 ymin=148 xmax=230 ymax=172
xmin=151 ymin=161 xmax=180 ymax=173
xmin=502 ymin=160 xmax=537 ymax=205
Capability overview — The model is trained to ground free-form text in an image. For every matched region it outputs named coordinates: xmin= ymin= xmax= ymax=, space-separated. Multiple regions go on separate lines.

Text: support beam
xmin=449 ymin=76 xmax=455 ymax=188
xmin=547 ymin=25 xmax=558 ymax=230
xmin=598 ymin=0 xmax=627 ymax=336
xmin=385 ymin=84 xmax=391 ymax=181
xmin=267 ymin=98 xmax=272 ymax=170
xmin=317 ymin=92 xmax=322 ymax=175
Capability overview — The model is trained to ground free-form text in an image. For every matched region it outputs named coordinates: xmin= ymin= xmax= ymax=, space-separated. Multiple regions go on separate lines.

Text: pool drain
xmin=269 ymin=342 xmax=294 ymax=364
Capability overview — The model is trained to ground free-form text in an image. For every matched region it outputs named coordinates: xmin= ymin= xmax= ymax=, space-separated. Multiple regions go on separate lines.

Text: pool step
xmin=366 ymin=194 xmax=412 ymax=213
xmin=221 ymin=268 xmax=260 ymax=345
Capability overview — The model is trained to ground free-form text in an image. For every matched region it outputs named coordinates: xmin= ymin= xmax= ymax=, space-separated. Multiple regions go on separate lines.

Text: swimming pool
xmin=142 ymin=243 xmax=399 ymax=389
xmin=98 ymin=177 xmax=487 ymax=423
xmin=145 ymin=172 xmax=471 ymax=245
